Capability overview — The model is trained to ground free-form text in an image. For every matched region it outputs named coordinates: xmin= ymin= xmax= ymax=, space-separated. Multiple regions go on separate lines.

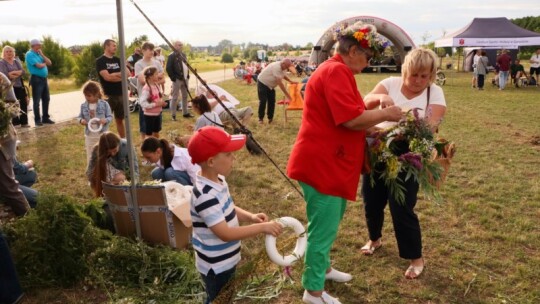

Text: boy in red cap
xmin=187 ymin=126 xmax=282 ymax=304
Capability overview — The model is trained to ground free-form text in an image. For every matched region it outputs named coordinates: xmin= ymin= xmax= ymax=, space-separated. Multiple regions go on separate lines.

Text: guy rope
xmin=129 ymin=0 xmax=303 ymax=198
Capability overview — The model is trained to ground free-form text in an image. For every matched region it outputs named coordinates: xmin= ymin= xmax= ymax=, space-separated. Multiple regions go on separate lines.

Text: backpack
xmin=529 ymin=76 xmax=537 ymax=86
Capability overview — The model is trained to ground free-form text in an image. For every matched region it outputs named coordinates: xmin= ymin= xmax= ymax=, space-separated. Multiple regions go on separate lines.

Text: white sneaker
xmin=325 ymin=268 xmax=352 ymax=282
xmin=302 ymin=290 xmax=342 ymax=304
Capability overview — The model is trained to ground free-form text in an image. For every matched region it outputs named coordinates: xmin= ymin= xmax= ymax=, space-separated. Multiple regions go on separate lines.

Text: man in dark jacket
xmin=166 ymin=41 xmax=192 ymax=120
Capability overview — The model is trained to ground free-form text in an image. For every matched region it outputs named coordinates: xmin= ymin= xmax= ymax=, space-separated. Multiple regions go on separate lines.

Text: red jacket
xmin=287 ymin=54 xmax=366 ymax=201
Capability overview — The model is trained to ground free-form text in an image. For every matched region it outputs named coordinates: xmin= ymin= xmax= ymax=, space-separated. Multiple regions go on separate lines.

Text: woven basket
xmin=429 ymin=141 xmax=456 ymax=188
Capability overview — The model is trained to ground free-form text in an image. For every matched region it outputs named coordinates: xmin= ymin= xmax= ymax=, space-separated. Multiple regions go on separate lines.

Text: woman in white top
xmin=141 ymin=137 xmax=200 ymax=186
xmin=360 ymin=48 xmax=446 ymax=279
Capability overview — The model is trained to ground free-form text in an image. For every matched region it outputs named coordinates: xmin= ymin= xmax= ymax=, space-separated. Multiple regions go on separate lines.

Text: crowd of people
xmin=471 ymin=47 xmax=540 ymax=90
xmin=1 ymin=24 xmax=538 ymax=303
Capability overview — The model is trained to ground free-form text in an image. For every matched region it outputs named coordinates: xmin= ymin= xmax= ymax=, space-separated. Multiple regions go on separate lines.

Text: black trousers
xmin=362 ymin=171 xmax=422 ymax=259
xmin=477 ymin=74 xmax=485 ymax=89
xmin=257 ymin=81 xmax=276 ymax=121
xmin=0 ymin=232 xmax=24 ymax=303
xmin=11 ymin=86 xmax=28 ymax=126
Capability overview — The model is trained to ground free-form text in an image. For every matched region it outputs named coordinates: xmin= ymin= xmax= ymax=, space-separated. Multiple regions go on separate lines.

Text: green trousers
xmin=300 ymin=182 xmax=347 ymax=291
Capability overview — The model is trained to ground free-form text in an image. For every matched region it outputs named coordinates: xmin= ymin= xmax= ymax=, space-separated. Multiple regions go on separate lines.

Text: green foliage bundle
xmin=0 ymin=78 xmax=14 ymax=137
xmin=87 ymin=237 xmax=204 ymax=303
xmin=2 ymin=191 xmax=204 ymax=302
xmin=3 ymin=191 xmax=108 ymax=288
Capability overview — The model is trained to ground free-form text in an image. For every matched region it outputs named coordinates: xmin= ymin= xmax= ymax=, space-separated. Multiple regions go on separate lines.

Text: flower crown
xmin=335 ymin=22 xmax=390 ymax=53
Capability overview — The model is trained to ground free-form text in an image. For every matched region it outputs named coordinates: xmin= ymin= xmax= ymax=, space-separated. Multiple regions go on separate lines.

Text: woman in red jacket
xmin=287 ymin=22 xmax=402 ymax=304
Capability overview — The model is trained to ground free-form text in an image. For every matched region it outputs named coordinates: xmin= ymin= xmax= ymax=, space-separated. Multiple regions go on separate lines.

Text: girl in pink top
xmin=139 ymin=66 xmax=167 ymax=138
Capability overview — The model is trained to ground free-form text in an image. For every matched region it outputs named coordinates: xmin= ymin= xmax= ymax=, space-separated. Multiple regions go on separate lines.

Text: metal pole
xmin=116 ymin=0 xmax=141 ymax=239
xmin=129 ymin=0 xmax=304 ymax=199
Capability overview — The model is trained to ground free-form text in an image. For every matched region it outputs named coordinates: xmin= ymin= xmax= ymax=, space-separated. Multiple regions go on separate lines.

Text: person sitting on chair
xmin=510 ymin=59 xmax=527 ymax=87
xmin=198 ymin=85 xmax=253 ymax=127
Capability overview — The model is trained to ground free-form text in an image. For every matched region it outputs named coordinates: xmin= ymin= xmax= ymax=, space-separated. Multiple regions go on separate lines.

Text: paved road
xmin=23 ymin=68 xmax=235 ymax=128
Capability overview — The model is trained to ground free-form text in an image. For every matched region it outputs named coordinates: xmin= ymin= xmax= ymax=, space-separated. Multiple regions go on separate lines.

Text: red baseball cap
xmin=188 ymin=126 xmax=246 ymax=164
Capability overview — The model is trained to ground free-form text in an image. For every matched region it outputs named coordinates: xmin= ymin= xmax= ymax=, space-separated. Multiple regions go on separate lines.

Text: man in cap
xmin=25 ymin=39 xmax=53 ymax=126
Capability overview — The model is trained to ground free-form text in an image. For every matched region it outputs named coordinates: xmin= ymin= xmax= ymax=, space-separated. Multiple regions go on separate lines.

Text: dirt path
xmin=21 ymin=68 xmax=235 ymax=129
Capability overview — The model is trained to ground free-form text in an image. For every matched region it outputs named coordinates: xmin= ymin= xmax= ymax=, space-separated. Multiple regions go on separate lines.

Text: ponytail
xmin=141 ymin=137 xmax=174 ymax=169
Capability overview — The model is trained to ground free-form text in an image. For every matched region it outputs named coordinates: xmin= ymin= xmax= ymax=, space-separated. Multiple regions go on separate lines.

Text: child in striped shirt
xmin=187 ymin=126 xmax=282 ymax=304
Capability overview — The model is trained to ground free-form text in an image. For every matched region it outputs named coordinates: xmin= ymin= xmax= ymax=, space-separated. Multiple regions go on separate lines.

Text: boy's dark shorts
xmin=106 ymin=95 xmax=124 ymax=119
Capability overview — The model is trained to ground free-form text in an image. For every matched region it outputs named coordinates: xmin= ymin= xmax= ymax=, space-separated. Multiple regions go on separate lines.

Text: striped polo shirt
xmin=191 ymin=174 xmax=240 ymax=275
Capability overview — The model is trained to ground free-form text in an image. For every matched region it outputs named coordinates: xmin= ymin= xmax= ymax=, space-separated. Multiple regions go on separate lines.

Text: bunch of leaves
xmin=82 ymin=198 xmax=116 ymax=232
xmin=2 ymin=191 xmax=109 ymax=288
xmin=0 ymin=77 xmax=18 ymax=138
xmin=0 ymin=98 xmax=11 ymax=138
xmin=87 ymin=237 xmax=204 ymax=303
xmin=368 ymin=109 xmax=444 ymax=204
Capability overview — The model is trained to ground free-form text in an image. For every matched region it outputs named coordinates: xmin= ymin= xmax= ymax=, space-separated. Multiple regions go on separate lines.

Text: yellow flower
xmin=353 ymin=31 xmax=365 ymax=41
xmin=387 ymin=156 xmax=401 ymax=179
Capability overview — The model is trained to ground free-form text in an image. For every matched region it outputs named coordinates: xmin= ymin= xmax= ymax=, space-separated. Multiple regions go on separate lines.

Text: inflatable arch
xmin=309 ymin=16 xmax=416 ymax=67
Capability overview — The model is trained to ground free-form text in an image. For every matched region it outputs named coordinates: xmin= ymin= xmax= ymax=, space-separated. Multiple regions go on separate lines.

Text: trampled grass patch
xmin=10 ymin=70 xmax=540 ymax=303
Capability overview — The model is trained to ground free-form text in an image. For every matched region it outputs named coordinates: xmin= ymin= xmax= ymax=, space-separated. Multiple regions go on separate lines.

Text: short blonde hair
xmin=401 ymin=48 xmax=439 ymax=84
xmin=1 ymin=45 xmax=15 ymax=59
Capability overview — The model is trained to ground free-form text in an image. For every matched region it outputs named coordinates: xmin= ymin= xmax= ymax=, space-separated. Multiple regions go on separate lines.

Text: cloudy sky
xmin=2 ymin=0 xmax=539 ymax=48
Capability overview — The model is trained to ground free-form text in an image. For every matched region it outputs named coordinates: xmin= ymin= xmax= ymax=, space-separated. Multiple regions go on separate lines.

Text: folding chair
xmin=278 ymin=82 xmax=304 ymax=123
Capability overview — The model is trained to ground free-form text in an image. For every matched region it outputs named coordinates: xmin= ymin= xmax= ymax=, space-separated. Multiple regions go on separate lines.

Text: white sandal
xmin=405 ymin=260 xmax=425 ymax=279
xmin=360 ymin=240 xmax=382 ymax=255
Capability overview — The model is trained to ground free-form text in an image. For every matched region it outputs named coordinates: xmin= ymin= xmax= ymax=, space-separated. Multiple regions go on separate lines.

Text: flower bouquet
xmin=0 ymin=78 xmax=21 ymax=138
xmin=367 ymin=109 xmax=448 ymax=204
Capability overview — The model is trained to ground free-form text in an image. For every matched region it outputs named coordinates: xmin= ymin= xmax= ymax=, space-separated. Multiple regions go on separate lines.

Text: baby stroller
xmin=127 ymin=77 xmax=140 ymax=112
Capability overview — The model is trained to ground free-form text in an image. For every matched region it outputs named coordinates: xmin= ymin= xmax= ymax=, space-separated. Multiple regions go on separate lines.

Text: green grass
xmin=11 ymin=70 xmax=540 ymax=303
xmin=48 ymin=77 xmax=80 ymax=94
xmin=189 ymin=55 xmax=239 ymax=73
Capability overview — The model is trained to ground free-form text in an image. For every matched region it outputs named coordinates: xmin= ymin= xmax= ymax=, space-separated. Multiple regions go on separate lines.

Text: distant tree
xmin=217 ymin=39 xmax=233 ymax=54
xmin=420 ymin=32 xmax=432 ymax=47
xmin=305 ymin=42 xmax=314 ymax=50
xmin=73 ymin=42 xmax=103 ymax=85
xmin=129 ymin=35 xmax=149 ymax=49
xmin=281 ymin=43 xmax=292 ymax=51
xmin=248 ymin=49 xmax=259 ymax=61
xmin=221 ymin=53 xmax=234 ymax=63
xmin=511 ymin=16 xmax=540 ymax=54
xmin=159 ymin=44 xmax=170 ymax=52
xmin=41 ymin=36 xmax=73 ymax=78
xmin=232 ymin=46 xmax=241 ymax=58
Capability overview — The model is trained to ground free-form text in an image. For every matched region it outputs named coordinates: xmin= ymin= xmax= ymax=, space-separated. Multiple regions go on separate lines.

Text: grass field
xmin=10 ymin=70 xmax=540 ymax=303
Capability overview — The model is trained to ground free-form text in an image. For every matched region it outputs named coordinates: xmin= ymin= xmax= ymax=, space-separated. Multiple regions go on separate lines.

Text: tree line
xmin=0 ymin=35 xmax=314 ymax=86
xmin=2 ymin=16 xmax=537 ymax=84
